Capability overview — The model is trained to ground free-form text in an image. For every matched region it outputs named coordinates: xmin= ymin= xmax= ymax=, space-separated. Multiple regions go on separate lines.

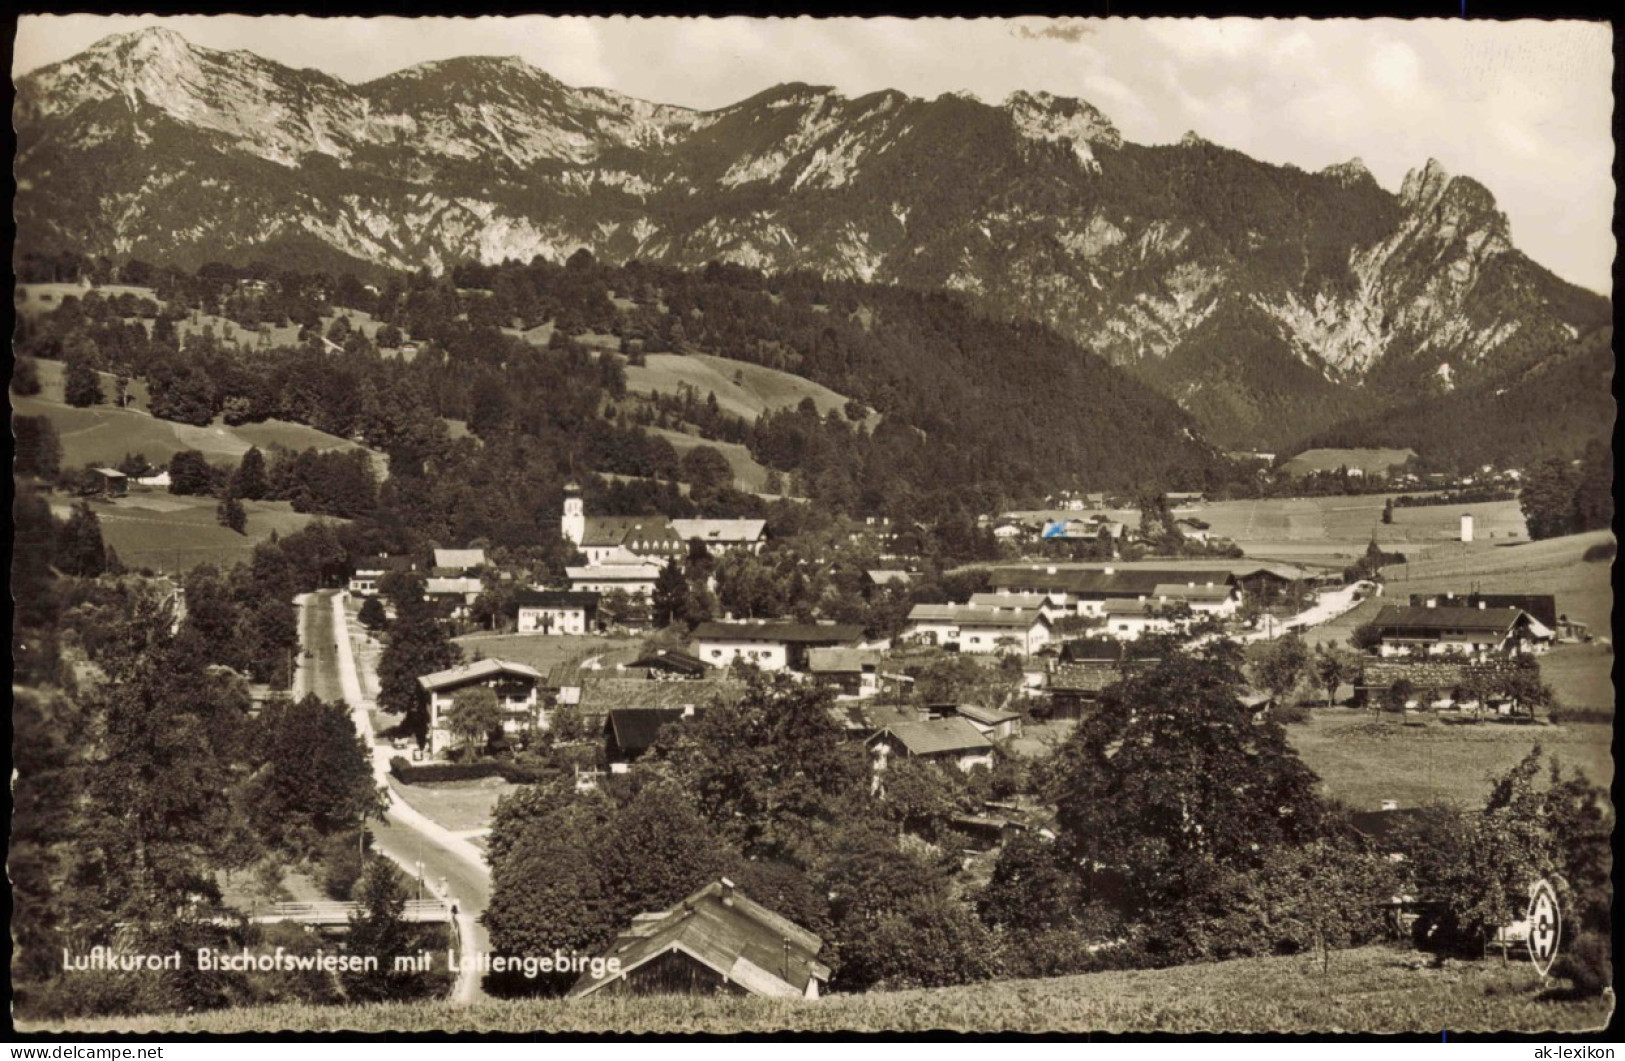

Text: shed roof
xmin=568 ymin=880 xmax=828 ymax=1000
xmin=514 ymin=590 xmax=601 ymax=609
xmin=870 ymin=716 xmax=994 ymax=756
xmin=670 ymin=519 xmax=767 ymax=543
xmin=955 ymin=703 xmax=1021 ymax=726
xmin=432 ymin=548 xmax=487 ymax=570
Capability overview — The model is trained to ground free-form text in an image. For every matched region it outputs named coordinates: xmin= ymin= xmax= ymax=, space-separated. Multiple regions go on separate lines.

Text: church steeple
xmin=561 ymin=481 xmax=584 ymax=545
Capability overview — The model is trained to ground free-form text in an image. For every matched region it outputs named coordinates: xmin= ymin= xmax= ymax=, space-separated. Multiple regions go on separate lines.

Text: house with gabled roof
xmin=417 ymin=658 xmax=542 ymax=755
xmin=567 ymin=879 xmax=830 ymax=1000
xmin=904 ymin=603 xmax=1051 ymax=655
xmin=1369 ymin=605 xmax=1544 ymax=659
xmin=515 ymin=590 xmax=600 ymax=635
xmin=805 ymin=647 xmax=885 ymax=698
xmin=868 ymin=716 xmax=995 ymax=773
xmin=567 ymin=560 xmax=663 ymax=599
xmin=692 ymin=621 xmax=865 ymax=672
xmin=432 ymin=548 xmax=487 ymax=575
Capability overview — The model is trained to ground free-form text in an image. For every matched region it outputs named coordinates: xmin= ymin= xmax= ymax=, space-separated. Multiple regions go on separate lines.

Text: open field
xmin=1380 ymin=530 xmax=1614 ymax=634
xmin=625 ymin=352 xmax=874 ymax=427
xmin=451 ymin=631 xmax=640 ymax=674
xmin=46 ymin=491 xmax=342 ymax=574
xmin=1279 ymin=447 xmax=1418 ymax=477
xmin=23 ymin=944 xmax=1610 ymax=1034
xmin=390 ymin=777 xmax=513 ymax=834
xmin=647 ymin=426 xmax=773 ymax=492
xmin=1288 ymin=711 xmax=1613 ymax=811
xmin=1004 ymin=495 xmax=1527 ymax=567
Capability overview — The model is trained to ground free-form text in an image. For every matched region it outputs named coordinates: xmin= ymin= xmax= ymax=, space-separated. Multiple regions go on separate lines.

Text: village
xmin=314 ymin=482 xmax=1599 ymax=1002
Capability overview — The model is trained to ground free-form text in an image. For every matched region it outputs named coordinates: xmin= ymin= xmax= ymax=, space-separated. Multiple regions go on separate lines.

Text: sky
xmin=13 ymin=15 xmax=1616 ymax=294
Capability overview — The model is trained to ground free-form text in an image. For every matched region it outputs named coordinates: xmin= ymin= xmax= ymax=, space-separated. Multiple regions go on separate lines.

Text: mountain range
xmin=14 ymin=27 xmax=1614 ymax=451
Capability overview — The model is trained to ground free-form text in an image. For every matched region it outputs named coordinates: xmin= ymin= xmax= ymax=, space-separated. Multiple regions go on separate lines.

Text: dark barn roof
xmin=692 ymin=622 xmax=865 ymax=645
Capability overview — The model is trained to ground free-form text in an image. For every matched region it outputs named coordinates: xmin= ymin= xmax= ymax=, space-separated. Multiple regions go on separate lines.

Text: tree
xmin=652 ymin=560 xmax=688 ymax=628
xmin=1519 ymin=456 xmax=1578 ymax=540
xmin=874 ymin=756 xmax=970 ymax=840
xmin=1253 ymin=632 xmax=1309 ymax=703
xmin=344 ymin=858 xmax=417 ymax=1001
xmin=1311 ymin=646 xmax=1356 ymax=707
xmin=1348 ymin=621 xmax=1383 ymax=653
xmin=231 ymin=446 xmax=268 ymax=501
xmin=680 ymin=445 xmax=734 ymax=493
xmin=1043 ymin=651 xmax=1326 ymax=928
xmin=56 ymin=502 xmax=110 ymax=577
xmin=595 ymin=779 xmax=730 ymax=921
xmin=445 ymin=686 xmax=503 ymax=760
xmin=168 ymin=450 xmax=216 ymax=496
xmin=484 ymin=786 xmax=614 ymax=995
xmin=14 ymin=415 xmax=63 ymax=480
xmin=251 ymin=695 xmax=384 ymax=852
xmin=64 ymin=358 xmax=103 ymax=407
xmin=376 ymin=602 xmax=459 ymax=743
xmin=658 ymin=673 xmax=863 ymax=856
xmin=217 ymin=495 xmax=247 ymax=534
xmin=358 ymin=596 xmax=389 ymax=632
xmin=1381 ymin=497 xmax=1394 ymax=524
xmin=1258 ymin=838 xmax=1399 ymax=973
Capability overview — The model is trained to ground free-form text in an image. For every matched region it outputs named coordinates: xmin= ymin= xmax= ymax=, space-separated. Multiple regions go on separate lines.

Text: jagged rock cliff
xmin=15 ymin=28 xmax=1610 ymax=448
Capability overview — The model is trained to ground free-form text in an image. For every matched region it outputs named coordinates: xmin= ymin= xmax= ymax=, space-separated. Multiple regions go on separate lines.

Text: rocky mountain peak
xmin=1399 ymin=157 xmax=1452 ymax=208
xmin=1003 ymin=89 xmax=1121 ymax=170
xmin=1321 ymin=157 xmax=1374 ymax=187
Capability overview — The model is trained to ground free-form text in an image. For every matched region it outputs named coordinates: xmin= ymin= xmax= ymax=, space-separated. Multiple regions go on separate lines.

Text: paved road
xmin=298 ymin=591 xmax=491 ymax=1004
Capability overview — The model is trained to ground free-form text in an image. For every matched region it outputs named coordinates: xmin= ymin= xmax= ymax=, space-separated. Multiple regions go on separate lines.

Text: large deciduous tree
xmin=250 ymin=694 xmax=384 ymax=852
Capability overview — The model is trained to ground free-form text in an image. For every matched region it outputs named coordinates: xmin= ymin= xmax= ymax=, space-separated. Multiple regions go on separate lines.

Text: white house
xmin=515 ymin=590 xmax=600 ymax=635
xmin=567 ymin=561 xmax=663 ymax=599
xmin=968 ymin=592 xmax=1070 ymax=622
xmin=692 ymin=622 xmax=865 ymax=672
xmin=1151 ymin=582 xmax=1240 ymax=618
xmin=417 ymin=658 xmax=543 ymax=755
xmin=669 ymin=519 xmax=767 ymax=556
xmin=904 ymin=604 xmax=1052 ymax=655
xmin=1099 ymin=599 xmax=1180 ymax=641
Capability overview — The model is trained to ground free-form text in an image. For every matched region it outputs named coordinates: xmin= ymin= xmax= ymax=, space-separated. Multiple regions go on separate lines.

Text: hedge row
xmin=388 ymin=756 xmax=562 ymax=784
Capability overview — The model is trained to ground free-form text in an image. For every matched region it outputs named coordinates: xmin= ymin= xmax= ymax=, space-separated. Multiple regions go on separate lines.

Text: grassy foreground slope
xmin=22 ymin=947 xmax=1610 ymax=1034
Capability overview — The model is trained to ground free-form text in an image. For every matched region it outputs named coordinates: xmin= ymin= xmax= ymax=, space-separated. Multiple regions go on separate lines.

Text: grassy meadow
xmin=647 ymin=426 xmax=773 ymax=492
xmin=624 ymin=352 xmax=873 ymax=426
xmin=389 ymin=777 xmax=512 ymax=834
xmin=22 ymin=945 xmax=1610 ymax=1034
xmin=1288 ymin=711 xmax=1613 ymax=811
xmin=47 ymin=491 xmax=343 ymax=574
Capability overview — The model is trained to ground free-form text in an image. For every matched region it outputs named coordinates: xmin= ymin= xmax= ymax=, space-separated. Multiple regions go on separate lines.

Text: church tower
xmin=561 ymin=481 xmax=585 ymax=546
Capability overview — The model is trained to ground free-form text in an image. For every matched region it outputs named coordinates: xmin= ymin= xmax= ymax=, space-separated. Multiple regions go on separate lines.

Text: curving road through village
xmin=297 ymin=590 xmax=491 ymax=1004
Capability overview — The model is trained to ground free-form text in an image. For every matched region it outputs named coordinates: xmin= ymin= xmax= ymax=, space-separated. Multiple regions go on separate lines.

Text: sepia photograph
xmin=8 ymin=12 xmax=1616 ymax=1039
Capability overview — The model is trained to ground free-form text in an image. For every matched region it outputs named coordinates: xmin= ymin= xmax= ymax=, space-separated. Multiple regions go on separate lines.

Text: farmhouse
xmin=968 ymin=591 xmax=1070 ymax=621
xmin=423 ymin=576 xmax=482 ymax=618
xmin=986 ymin=566 xmax=1237 ymax=616
xmin=1099 ymin=598 xmax=1181 ymax=641
xmin=904 ymin=604 xmax=1052 ymax=655
xmin=805 ymin=648 xmax=884 ymax=698
xmin=567 ymin=561 xmax=663 ymax=598
xmin=1151 ymin=582 xmax=1240 ymax=617
xmin=348 ymin=554 xmax=415 ymax=596
xmin=1369 ymin=605 xmax=1546 ymax=659
xmin=568 ymin=879 xmax=830 ymax=1000
xmin=1408 ymin=593 xmax=1559 ymax=632
xmin=692 ymin=621 xmax=866 ymax=672
xmin=868 ymin=717 xmax=995 ymax=773
xmin=669 ymin=519 xmax=768 ymax=557
xmin=515 ymin=590 xmax=600 ymax=635
xmin=417 ymin=658 xmax=542 ymax=755
xmin=432 ymin=548 xmax=487 ymax=575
